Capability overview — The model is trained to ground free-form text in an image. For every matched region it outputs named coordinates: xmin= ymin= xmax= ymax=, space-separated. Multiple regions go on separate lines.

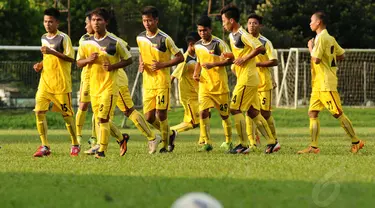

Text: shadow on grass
xmin=0 ymin=172 xmax=374 ymax=208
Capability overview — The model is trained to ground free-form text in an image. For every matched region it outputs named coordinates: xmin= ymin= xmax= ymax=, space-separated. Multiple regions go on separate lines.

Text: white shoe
xmin=84 ymin=144 xmax=100 ymax=155
xmin=148 ymin=134 xmax=161 ymax=154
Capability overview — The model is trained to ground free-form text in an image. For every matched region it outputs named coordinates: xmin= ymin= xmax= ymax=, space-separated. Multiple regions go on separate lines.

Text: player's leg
xmin=298 ymin=91 xmax=322 ymax=154
xmin=171 ymin=101 xmax=195 ymax=132
xmin=229 ymin=85 xmax=248 ymax=153
xmin=33 ymin=90 xmax=51 ymax=157
xmin=323 ymin=91 xmax=364 ymax=153
xmin=260 ymin=90 xmax=277 ymax=142
xmin=88 ymin=114 xmax=97 ymax=147
xmin=76 ymin=82 xmax=91 ymax=145
xmin=198 ymin=93 xmax=214 ymax=152
xmin=85 ymin=96 xmax=100 ymax=155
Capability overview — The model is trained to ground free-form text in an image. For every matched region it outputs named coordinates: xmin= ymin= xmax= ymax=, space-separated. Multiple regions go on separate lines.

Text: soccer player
xmin=77 ymin=8 xmax=131 ymax=158
xmin=220 ymin=4 xmax=280 ymax=154
xmin=75 ymin=12 xmax=97 ymax=146
xmin=32 ymin=8 xmax=80 ymax=157
xmin=136 ymin=6 xmax=184 ymax=153
xmin=298 ymin=11 xmax=365 ymax=154
xmin=246 ymin=13 xmax=279 ymax=148
xmin=170 ymin=32 xmax=201 ymax=135
xmin=193 ymin=15 xmax=233 ymax=152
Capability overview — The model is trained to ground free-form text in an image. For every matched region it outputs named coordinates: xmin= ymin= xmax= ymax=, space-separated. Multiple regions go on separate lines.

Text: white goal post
xmin=274 ymin=48 xmax=375 ymax=108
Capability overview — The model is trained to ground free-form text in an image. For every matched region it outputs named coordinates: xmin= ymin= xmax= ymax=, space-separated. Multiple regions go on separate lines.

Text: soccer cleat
xmin=297 ymin=146 xmax=320 ymax=154
xmin=198 ymin=137 xmax=205 ymax=146
xmin=95 ymin=151 xmax=105 ymax=159
xmin=199 ymin=144 xmax=213 ymax=152
xmin=33 ymin=145 xmax=51 ymax=157
xmin=351 ymin=140 xmax=365 ymax=153
xmin=168 ymin=130 xmax=177 ymax=152
xmin=70 ymin=145 xmax=80 ymax=156
xmin=84 ymin=144 xmax=100 ymax=155
xmin=242 ymin=144 xmax=259 ymax=154
xmin=265 ymin=142 xmax=281 ymax=154
xmin=88 ymin=137 xmax=97 ymax=147
xmin=148 ymin=134 xmax=161 ymax=154
xmin=220 ymin=142 xmax=233 ymax=151
xmin=118 ymin=133 xmax=130 ymax=156
xmin=159 ymin=147 xmax=168 ymax=153
xmin=229 ymin=144 xmax=248 ymax=154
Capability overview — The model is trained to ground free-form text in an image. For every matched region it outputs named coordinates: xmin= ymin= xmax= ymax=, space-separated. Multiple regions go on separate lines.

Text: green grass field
xmin=0 ymin=107 xmax=374 ymax=207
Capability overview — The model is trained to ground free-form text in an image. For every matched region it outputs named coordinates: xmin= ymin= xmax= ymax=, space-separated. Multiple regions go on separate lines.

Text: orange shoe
xmin=33 ymin=146 xmax=51 ymax=157
xmin=118 ymin=133 xmax=130 ymax=156
xmin=297 ymin=146 xmax=320 ymax=154
xmin=70 ymin=145 xmax=80 ymax=157
xmin=351 ymin=140 xmax=365 ymax=153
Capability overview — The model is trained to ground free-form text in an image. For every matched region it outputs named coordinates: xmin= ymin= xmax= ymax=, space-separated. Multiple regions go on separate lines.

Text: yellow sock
xmin=98 ymin=122 xmax=110 ymax=152
xmin=200 ymin=117 xmax=211 ymax=144
xmin=91 ymin=114 xmax=97 ymax=138
xmin=159 ymin=119 xmax=169 ymax=148
xmin=233 ymin=113 xmax=247 ymax=146
xmin=129 ymin=110 xmax=155 ymax=141
xmin=151 ymin=119 xmax=161 ymax=131
xmin=310 ymin=117 xmax=320 ymax=147
xmin=253 ymin=114 xmax=275 ymax=145
xmin=222 ymin=118 xmax=232 ymax=144
xmin=75 ymin=109 xmax=87 ymax=137
xmin=171 ymin=122 xmax=194 ymax=133
xmin=338 ymin=114 xmax=359 ymax=143
xmin=246 ymin=116 xmax=256 ymax=146
xmin=63 ymin=116 xmax=79 ymax=145
xmin=109 ymin=121 xmax=123 ymax=143
xmin=36 ymin=113 xmax=48 ymax=146
xmin=267 ymin=116 xmax=277 ymax=140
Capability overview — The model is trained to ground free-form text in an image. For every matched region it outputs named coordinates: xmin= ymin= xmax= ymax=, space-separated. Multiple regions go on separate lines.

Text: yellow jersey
xmin=311 ymin=29 xmax=345 ymax=91
xmin=77 ymin=33 xmax=92 ymax=86
xmin=77 ymin=31 xmax=131 ymax=96
xmin=136 ymin=29 xmax=180 ymax=89
xmin=195 ymin=35 xmax=230 ymax=94
xmin=254 ymin=34 xmax=277 ymax=91
xmin=39 ymin=30 xmax=74 ymax=94
xmin=171 ymin=51 xmax=199 ymax=94
xmin=229 ymin=27 xmax=263 ymax=87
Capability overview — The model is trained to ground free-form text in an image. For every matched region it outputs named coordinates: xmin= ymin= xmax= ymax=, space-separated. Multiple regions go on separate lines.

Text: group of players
xmin=31 ymin=4 xmax=365 ymax=158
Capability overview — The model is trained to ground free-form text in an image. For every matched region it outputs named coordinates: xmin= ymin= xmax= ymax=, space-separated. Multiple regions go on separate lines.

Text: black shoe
xmin=159 ymin=147 xmax=168 ymax=153
xmin=168 ymin=130 xmax=177 ymax=152
xmin=229 ymin=144 xmax=248 ymax=154
xmin=95 ymin=151 xmax=105 ymax=158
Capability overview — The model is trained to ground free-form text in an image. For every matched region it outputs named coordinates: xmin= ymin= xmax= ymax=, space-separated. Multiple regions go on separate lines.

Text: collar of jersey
xmin=231 ymin=26 xmax=244 ymax=36
xmin=93 ymin=31 xmax=109 ymax=41
xmin=146 ymin=29 xmax=160 ymax=39
xmin=45 ymin=30 xmax=61 ymax=39
xmin=202 ymin=35 xmax=214 ymax=45
xmin=316 ymin=29 xmax=327 ymax=38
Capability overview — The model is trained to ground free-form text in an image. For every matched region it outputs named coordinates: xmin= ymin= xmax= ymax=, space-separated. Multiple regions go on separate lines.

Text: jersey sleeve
xmin=117 ymin=39 xmax=132 ymax=60
xmin=166 ymin=36 xmax=181 ymax=55
xmin=311 ymin=36 xmax=324 ymax=59
xmin=265 ymin=40 xmax=277 ymax=60
xmin=63 ymin=35 xmax=75 ymax=59
xmin=171 ymin=62 xmax=185 ymax=80
xmin=241 ymin=33 xmax=262 ymax=50
xmin=334 ymin=39 xmax=345 ymax=56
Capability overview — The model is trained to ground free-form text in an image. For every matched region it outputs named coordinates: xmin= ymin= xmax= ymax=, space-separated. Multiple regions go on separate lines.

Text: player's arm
xmin=256 ymin=41 xmax=278 ymax=67
xmin=33 ymin=61 xmax=43 ymax=72
xmin=103 ymin=40 xmax=133 ymax=71
xmin=77 ymin=52 xmax=98 ymax=68
xmin=201 ymin=41 xmax=233 ymax=69
xmin=234 ymin=35 xmax=265 ymax=66
xmin=193 ymin=61 xmax=202 ymax=81
xmin=151 ymin=37 xmax=184 ymax=71
xmin=41 ymin=46 xmax=74 ymax=62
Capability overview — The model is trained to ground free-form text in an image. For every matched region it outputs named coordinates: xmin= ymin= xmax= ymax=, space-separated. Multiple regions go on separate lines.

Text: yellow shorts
xmin=309 ymin=91 xmax=343 ymax=115
xmin=117 ymin=86 xmax=135 ymax=112
xmin=143 ymin=88 xmax=170 ymax=113
xmin=179 ymin=89 xmax=199 ymax=124
xmin=91 ymin=94 xmax=117 ymax=120
xmin=199 ymin=92 xmax=229 ymax=117
xmin=34 ymin=90 xmax=73 ymax=117
xmin=230 ymin=85 xmax=259 ymax=112
xmin=79 ymin=80 xmax=90 ymax=103
xmin=258 ymin=90 xmax=272 ymax=111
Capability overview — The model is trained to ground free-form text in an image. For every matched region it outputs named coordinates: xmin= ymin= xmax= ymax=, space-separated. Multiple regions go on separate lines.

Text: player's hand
xmin=138 ymin=62 xmax=145 ymax=73
xmin=272 ymin=81 xmax=277 ymax=89
xmin=33 ymin=62 xmax=43 ymax=72
xmin=102 ymin=60 xmax=113 ymax=71
xmin=88 ymin=52 xmax=99 ymax=64
xmin=201 ymin=63 xmax=215 ymax=69
xmin=233 ymin=57 xmax=247 ymax=66
xmin=221 ymin=52 xmax=234 ymax=59
xmin=193 ymin=71 xmax=200 ymax=81
xmin=151 ymin=60 xmax=164 ymax=71
xmin=40 ymin=46 xmax=53 ymax=54
xmin=308 ymin=38 xmax=315 ymax=49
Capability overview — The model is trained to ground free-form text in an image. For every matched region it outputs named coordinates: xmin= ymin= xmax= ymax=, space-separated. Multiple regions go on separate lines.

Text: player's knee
xmin=333 ymin=112 xmax=342 ymax=119
xmin=35 ymin=111 xmax=47 ymax=115
xmin=79 ymin=102 xmax=89 ymax=111
xmin=247 ymin=107 xmax=259 ymax=119
xmin=261 ymin=110 xmax=271 ymax=120
xmin=99 ymin=118 xmax=109 ymax=123
xmin=230 ymin=109 xmax=241 ymax=115
xmin=308 ymin=111 xmax=319 ymax=118
xmin=124 ymin=107 xmax=135 ymax=117
xmin=221 ymin=115 xmax=229 ymax=120
xmin=156 ymin=110 xmax=167 ymax=121
xmin=200 ymin=110 xmax=209 ymax=119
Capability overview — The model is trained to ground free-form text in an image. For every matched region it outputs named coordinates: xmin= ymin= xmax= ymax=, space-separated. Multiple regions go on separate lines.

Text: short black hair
xmin=44 ymin=8 xmax=60 ymax=20
xmin=314 ymin=11 xmax=327 ymax=25
xmin=185 ymin=32 xmax=200 ymax=43
xmin=91 ymin=8 xmax=110 ymax=22
xmin=220 ymin=4 xmax=240 ymax=22
xmin=85 ymin=10 xmax=93 ymax=19
xmin=247 ymin=13 xmax=263 ymax=24
xmin=196 ymin=15 xmax=212 ymax=28
xmin=142 ymin=6 xmax=159 ymax=19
